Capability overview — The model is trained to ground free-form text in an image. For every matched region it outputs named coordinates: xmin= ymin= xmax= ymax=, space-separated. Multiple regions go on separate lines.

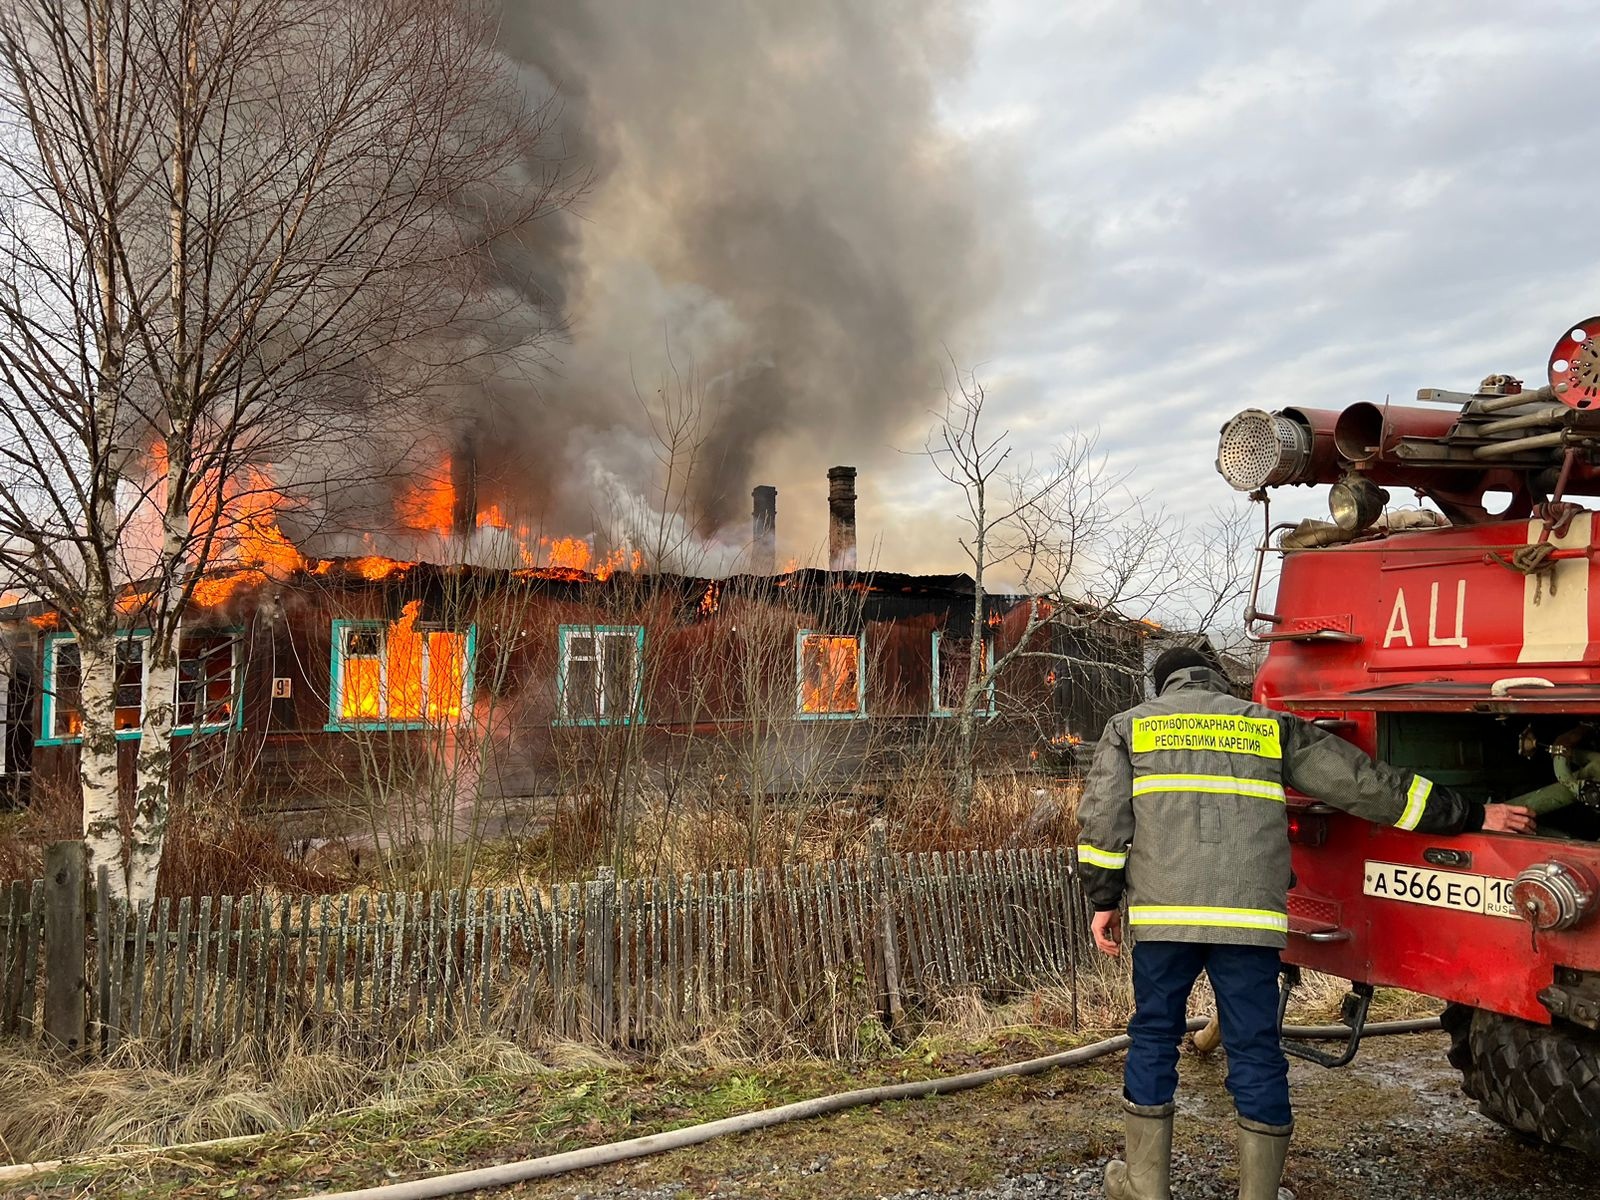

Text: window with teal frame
xmin=931 ymin=630 xmax=997 ymax=717
xmin=327 ymin=617 xmax=477 ymax=730
xmin=39 ymin=629 xmax=246 ymax=743
xmin=174 ymin=630 xmax=245 ymax=735
xmin=796 ymin=630 xmax=866 ymax=720
xmin=38 ymin=631 xmax=150 ymax=745
xmin=557 ymin=625 xmax=645 ymax=725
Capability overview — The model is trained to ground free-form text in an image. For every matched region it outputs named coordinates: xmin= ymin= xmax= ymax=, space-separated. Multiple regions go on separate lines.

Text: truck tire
xmin=1443 ymin=1003 xmax=1600 ymax=1156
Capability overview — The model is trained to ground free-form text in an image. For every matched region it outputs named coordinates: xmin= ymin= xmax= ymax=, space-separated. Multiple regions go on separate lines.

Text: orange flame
xmin=595 ymin=547 xmax=645 ymax=581
xmin=192 ymin=571 xmax=263 ymax=607
xmin=800 ymin=635 xmax=859 ymax=714
xmin=546 ymin=536 xmax=592 ymax=572
xmin=234 ymin=471 xmax=305 ymax=575
xmin=147 ymin=442 xmax=652 ymax=608
xmin=189 ymin=469 xmax=307 ymax=608
xmin=476 ymin=503 xmax=511 ymax=531
xmin=397 ymin=470 xmax=456 ymax=534
xmin=698 ymin=581 xmax=720 ymax=617
xmin=342 ymin=600 xmax=467 ymax=722
xmin=347 ymin=556 xmax=407 ymax=581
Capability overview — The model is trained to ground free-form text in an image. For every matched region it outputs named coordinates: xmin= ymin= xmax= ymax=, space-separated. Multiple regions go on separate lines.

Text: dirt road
xmin=499 ymin=1032 xmax=1593 ymax=1200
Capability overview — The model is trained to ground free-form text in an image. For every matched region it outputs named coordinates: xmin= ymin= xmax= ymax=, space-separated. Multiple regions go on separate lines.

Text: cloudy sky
xmin=866 ymin=0 xmax=1600 ymax=561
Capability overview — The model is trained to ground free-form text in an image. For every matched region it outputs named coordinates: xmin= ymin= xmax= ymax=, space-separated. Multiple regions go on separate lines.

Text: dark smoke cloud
xmin=470 ymin=0 xmax=1019 ymax=566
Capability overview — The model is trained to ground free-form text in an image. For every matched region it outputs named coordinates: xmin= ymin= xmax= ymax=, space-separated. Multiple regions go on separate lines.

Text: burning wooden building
xmin=0 ymin=467 xmax=1152 ymax=836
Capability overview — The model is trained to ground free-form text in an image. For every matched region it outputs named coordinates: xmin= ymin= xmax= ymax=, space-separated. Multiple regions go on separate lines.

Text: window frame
xmin=172 ymin=628 xmax=245 ymax=736
xmin=325 ymin=617 xmax=478 ymax=731
xmin=38 ymin=630 xmax=152 ymax=746
xmin=931 ymin=630 xmax=998 ymax=718
xmin=794 ymin=629 xmax=867 ymax=721
xmin=555 ymin=624 xmax=646 ymax=727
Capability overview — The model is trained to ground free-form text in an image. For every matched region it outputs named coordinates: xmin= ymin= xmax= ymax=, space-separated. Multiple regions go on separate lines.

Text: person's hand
xmin=1482 ymin=804 xmax=1537 ymax=835
xmin=1092 ymin=908 xmax=1122 ymax=957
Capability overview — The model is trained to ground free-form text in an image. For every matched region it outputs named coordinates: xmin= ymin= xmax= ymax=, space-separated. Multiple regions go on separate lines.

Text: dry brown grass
xmin=0 ymin=777 xmax=352 ymax=895
xmin=475 ymin=772 xmax=1075 ymax=889
xmin=0 ymin=1030 xmax=616 ymax=1164
xmin=0 ymin=955 xmax=1436 ymax=1169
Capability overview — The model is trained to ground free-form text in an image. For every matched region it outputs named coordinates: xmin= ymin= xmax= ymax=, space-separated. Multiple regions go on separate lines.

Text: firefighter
xmin=1079 ymin=646 xmax=1536 ymax=1200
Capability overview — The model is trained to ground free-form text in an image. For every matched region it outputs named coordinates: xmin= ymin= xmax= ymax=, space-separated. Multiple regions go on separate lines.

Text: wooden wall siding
xmin=10 ymin=570 xmax=1146 ymax=819
xmin=0 ymin=849 xmax=1090 ymax=1061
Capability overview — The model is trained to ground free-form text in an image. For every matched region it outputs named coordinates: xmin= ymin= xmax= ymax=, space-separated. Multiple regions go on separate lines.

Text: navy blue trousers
xmin=1125 ymin=940 xmax=1291 ymax=1126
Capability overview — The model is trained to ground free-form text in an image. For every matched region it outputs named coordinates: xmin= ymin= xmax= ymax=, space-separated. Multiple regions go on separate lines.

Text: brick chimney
xmin=827 ymin=466 xmax=857 ymax=571
xmin=752 ymin=485 xmax=777 ymax=574
xmin=450 ymin=432 xmax=479 ymax=539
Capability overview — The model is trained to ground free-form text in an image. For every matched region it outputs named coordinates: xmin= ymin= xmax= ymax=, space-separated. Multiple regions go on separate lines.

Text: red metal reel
xmin=1548 ymin=317 xmax=1600 ymax=409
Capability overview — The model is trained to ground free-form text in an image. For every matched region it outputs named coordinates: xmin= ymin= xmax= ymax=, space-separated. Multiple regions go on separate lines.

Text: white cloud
xmin=893 ymin=0 xmax=1600 ymax=544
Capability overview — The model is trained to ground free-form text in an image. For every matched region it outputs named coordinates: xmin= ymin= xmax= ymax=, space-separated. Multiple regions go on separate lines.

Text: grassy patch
xmin=8 ymin=1003 xmax=1124 ymax=1199
xmin=2 ymin=958 xmax=1447 ymax=1199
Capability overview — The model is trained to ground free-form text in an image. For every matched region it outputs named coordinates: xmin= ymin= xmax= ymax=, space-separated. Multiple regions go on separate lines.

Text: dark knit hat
xmin=1150 ymin=646 xmax=1215 ymax=693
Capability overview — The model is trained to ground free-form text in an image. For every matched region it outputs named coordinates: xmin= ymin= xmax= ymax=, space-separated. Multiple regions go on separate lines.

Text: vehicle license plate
xmin=1362 ymin=860 xmax=1519 ymax=920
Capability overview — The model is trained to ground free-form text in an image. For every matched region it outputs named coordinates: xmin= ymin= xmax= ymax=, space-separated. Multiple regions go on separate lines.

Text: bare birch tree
xmin=0 ymin=0 xmax=576 ymax=899
xmin=925 ymin=368 xmax=1246 ymax=822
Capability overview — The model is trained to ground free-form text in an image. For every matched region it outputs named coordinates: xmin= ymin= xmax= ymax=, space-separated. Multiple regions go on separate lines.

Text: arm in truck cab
xmin=1280 ymin=717 xmax=1537 ymax=835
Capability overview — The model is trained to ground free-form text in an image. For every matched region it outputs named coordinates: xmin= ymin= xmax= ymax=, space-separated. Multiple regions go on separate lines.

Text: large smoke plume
xmin=286 ymin=1 xmax=1014 ymax=573
xmin=466 ymin=0 xmax=1011 ymax=568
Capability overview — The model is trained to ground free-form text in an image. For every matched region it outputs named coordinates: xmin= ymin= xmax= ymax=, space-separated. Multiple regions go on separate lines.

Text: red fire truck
xmin=1214 ymin=321 xmax=1600 ymax=1153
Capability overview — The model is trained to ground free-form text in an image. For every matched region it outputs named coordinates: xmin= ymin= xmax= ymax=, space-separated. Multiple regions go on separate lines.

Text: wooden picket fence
xmin=0 ymin=845 xmax=1090 ymax=1063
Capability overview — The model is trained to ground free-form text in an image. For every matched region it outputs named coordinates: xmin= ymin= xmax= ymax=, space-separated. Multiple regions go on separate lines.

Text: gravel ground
xmin=513 ymin=1033 xmax=1596 ymax=1200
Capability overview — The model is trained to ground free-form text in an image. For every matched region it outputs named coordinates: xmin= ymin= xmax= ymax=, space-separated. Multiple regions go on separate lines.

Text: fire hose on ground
xmin=0 ymin=1015 xmax=1442 ymax=1198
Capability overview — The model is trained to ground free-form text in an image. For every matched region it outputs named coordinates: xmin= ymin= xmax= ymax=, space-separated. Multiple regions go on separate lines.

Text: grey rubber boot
xmin=1236 ymin=1116 xmax=1292 ymax=1200
xmin=1104 ymin=1100 xmax=1174 ymax=1200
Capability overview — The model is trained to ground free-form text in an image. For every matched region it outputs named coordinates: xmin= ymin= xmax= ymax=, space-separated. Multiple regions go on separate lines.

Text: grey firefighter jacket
xmin=1075 ymin=666 xmax=1486 ymax=948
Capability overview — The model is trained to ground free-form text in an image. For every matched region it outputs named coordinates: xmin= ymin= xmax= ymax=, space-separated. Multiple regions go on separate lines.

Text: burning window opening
xmin=331 ymin=601 xmax=473 ymax=727
xmin=558 ymin=625 xmax=644 ymax=725
xmin=175 ymin=632 xmax=242 ymax=732
xmin=42 ymin=633 xmax=149 ymax=740
xmin=932 ymin=631 xmax=997 ymax=716
xmin=41 ymin=630 xmax=246 ymax=742
xmin=797 ymin=631 xmax=864 ymax=718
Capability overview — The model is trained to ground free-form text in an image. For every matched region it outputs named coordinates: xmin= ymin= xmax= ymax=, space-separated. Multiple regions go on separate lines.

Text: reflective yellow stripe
xmin=1396 ymin=774 xmax=1433 ymax=831
xmin=1128 ymin=905 xmax=1289 ymax=933
xmin=1131 ymin=713 xmax=1282 ymax=759
xmin=1076 ymin=843 xmax=1129 ymax=870
xmin=1131 ymin=773 xmax=1287 ymax=803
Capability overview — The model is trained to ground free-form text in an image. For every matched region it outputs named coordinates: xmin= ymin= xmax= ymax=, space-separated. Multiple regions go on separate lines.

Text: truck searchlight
xmin=1328 ymin=475 xmax=1388 ymax=532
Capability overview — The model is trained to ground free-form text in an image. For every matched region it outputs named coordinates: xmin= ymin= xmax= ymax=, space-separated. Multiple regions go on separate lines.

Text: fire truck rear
xmin=1214 ymin=320 xmax=1600 ymax=1154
